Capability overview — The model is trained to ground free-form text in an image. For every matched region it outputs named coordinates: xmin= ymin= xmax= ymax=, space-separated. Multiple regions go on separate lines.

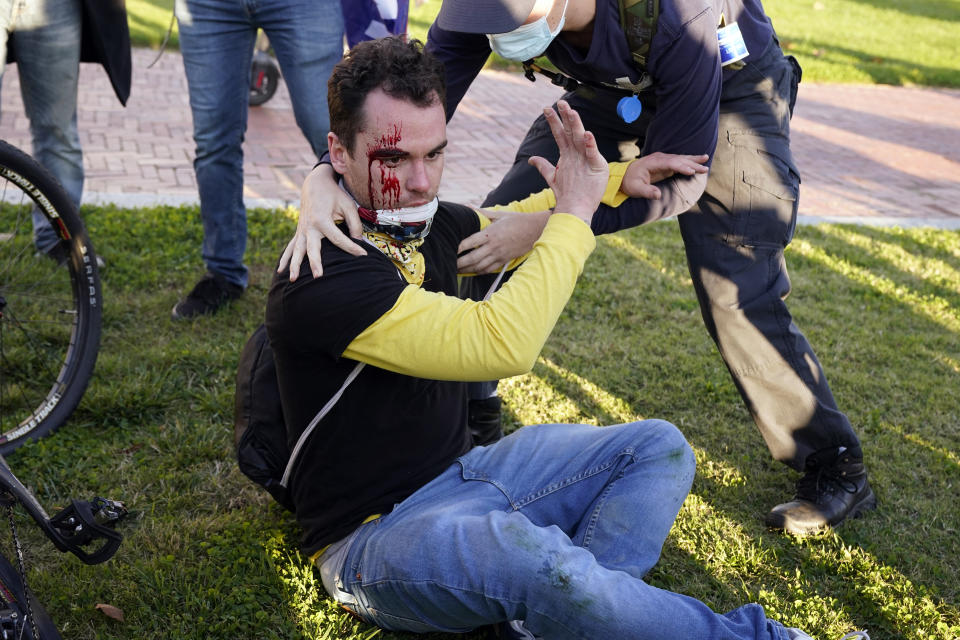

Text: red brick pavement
xmin=1 ymin=48 xmax=958 ymax=226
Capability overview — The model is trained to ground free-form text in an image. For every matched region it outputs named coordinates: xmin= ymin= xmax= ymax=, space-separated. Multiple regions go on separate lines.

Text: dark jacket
xmin=7 ymin=0 xmax=132 ymax=105
xmin=427 ymin=0 xmax=776 ymax=230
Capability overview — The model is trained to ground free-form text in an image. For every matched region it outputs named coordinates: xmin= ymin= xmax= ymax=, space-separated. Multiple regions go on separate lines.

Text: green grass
xmin=127 ymin=0 xmax=179 ymax=50
xmin=4 ymin=205 xmax=958 ymax=639
xmin=764 ymin=0 xmax=960 ymax=87
xmin=125 ymin=0 xmax=960 ymax=87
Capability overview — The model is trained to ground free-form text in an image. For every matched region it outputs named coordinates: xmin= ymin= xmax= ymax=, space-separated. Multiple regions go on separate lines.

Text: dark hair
xmin=328 ymin=37 xmax=447 ymax=154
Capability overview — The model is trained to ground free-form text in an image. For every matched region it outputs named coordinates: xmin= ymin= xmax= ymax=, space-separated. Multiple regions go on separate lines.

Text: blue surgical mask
xmin=487 ymin=0 xmax=568 ymax=61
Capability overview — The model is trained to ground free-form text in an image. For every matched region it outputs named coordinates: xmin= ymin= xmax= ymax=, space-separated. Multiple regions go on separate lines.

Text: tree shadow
xmin=793 ymin=90 xmax=960 ymax=163
xmin=530 ymin=221 xmax=960 ymax=637
xmin=838 ymin=0 xmax=960 ymax=23
xmin=850 ymin=225 xmax=960 ymax=274
xmin=810 ymin=224 xmax=960 ymax=315
xmin=781 ymin=38 xmax=960 ymax=87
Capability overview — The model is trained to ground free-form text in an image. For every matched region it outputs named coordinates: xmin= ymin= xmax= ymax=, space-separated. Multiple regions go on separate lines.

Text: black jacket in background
xmin=7 ymin=0 xmax=132 ymax=105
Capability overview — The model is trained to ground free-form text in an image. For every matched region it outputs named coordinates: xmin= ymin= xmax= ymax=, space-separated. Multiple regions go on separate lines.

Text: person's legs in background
xmin=174 ymin=0 xmax=254 ymax=319
xmin=2 ymin=0 xmax=83 ymax=254
xmin=257 ymin=0 xmax=343 ymax=160
xmin=679 ymin=42 xmax=873 ymax=534
xmin=173 ymin=0 xmax=343 ymax=320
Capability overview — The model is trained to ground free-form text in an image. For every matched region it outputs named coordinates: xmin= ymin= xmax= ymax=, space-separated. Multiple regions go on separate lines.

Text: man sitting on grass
xmin=263 ymin=36 xmax=863 ymax=640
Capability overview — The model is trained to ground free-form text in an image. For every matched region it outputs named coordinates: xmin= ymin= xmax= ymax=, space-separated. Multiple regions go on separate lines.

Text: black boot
xmin=766 ymin=447 xmax=877 ymax=535
xmin=468 ymin=396 xmax=503 ymax=446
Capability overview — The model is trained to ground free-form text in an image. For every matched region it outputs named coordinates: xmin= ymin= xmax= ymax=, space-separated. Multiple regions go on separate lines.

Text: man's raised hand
xmin=528 ymin=100 xmax=608 ymax=226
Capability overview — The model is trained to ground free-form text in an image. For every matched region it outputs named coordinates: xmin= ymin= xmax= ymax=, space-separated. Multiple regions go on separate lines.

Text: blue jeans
xmin=0 ymin=0 xmax=83 ymax=252
xmin=324 ymin=421 xmax=790 ymax=639
xmin=176 ymin=0 xmax=343 ymax=288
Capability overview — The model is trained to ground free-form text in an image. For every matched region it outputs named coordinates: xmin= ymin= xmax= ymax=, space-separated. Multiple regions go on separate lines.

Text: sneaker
xmin=37 ymin=244 xmax=105 ymax=268
xmin=468 ymin=396 xmax=503 ymax=446
xmin=171 ymin=272 xmax=243 ymax=320
xmin=766 ymin=447 xmax=877 ymax=535
xmin=39 ymin=243 xmax=69 ymax=267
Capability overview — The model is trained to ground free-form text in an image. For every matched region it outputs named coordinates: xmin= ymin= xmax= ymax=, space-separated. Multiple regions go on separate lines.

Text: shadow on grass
xmin=841 ymin=0 xmax=960 ymax=24
xmin=522 ymin=222 xmax=959 ymax=637
xmin=794 ymin=91 xmax=960 ymax=162
xmin=781 ymin=39 xmax=960 ymax=87
xmin=846 ymin=225 xmax=960 ymax=279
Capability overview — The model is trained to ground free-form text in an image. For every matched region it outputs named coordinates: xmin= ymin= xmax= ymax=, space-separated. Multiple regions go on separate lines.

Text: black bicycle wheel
xmin=249 ymin=52 xmax=280 ymax=107
xmin=0 ymin=551 xmax=60 ymax=639
xmin=0 ymin=140 xmax=102 ymax=454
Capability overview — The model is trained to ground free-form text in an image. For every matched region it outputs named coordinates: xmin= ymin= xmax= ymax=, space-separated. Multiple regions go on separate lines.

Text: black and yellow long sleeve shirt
xmin=265 ymin=168 xmax=629 ymax=556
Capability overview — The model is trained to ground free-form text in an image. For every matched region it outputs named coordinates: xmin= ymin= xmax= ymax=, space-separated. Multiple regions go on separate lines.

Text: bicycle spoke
xmin=0 ymin=141 xmax=101 ymax=452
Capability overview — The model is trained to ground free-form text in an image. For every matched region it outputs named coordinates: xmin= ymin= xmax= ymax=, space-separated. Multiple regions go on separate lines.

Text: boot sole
xmin=767 ymin=487 xmax=878 ymax=535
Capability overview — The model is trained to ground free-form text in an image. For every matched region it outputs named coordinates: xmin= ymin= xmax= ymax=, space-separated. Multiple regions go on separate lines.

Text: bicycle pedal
xmin=49 ymin=498 xmax=126 ymax=564
xmin=90 ymin=497 xmax=127 ymax=526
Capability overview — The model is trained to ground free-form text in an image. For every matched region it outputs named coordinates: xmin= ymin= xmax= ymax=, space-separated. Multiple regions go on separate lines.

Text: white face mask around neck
xmin=340 ymin=179 xmax=439 ymax=242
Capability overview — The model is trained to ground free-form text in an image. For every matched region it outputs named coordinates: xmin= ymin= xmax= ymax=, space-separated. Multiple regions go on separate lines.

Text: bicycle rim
xmin=0 ymin=550 xmax=61 ymax=640
xmin=0 ymin=140 xmax=102 ymax=454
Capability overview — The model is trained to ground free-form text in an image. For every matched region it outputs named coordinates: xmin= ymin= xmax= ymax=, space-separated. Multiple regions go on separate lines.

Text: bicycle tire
xmin=0 ymin=140 xmax=102 ymax=454
xmin=0 ymin=551 xmax=60 ymax=639
xmin=249 ymin=52 xmax=279 ymax=107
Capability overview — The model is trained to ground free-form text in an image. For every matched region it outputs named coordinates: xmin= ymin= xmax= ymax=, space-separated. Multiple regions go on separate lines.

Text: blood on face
xmin=366 ymin=123 xmax=402 ymax=210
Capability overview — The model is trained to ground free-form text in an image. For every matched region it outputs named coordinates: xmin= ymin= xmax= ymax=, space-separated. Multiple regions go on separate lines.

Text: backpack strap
xmin=280 ymin=359 xmax=366 ymax=488
xmin=279 ymin=263 xmax=507 ymax=489
xmin=620 ymin=0 xmax=660 ymax=70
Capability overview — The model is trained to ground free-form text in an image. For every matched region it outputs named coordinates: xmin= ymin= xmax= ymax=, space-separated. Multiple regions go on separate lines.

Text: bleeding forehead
xmin=358 ymin=90 xmax=445 ymax=152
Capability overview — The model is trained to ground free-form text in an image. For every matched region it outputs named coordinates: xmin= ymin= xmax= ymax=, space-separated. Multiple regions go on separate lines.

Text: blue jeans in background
xmin=0 ymin=0 xmax=84 ymax=252
xmin=323 ymin=420 xmax=791 ymax=639
xmin=176 ymin=0 xmax=343 ymax=288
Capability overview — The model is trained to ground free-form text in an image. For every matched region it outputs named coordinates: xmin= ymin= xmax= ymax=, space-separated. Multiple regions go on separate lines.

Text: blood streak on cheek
xmin=366 ymin=123 xmax=403 ymax=210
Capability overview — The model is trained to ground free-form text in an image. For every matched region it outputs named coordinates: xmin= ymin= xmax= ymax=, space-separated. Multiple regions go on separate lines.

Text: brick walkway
xmin=1 ymin=48 xmax=958 ymax=227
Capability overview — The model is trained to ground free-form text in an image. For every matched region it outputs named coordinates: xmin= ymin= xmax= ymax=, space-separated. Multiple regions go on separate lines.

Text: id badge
xmin=717 ymin=22 xmax=749 ymax=66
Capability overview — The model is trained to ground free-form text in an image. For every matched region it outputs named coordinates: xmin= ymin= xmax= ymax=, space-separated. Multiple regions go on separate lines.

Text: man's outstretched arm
xmin=344 ymin=214 xmax=593 ymax=381
xmin=457 ymin=153 xmax=708 ymax=274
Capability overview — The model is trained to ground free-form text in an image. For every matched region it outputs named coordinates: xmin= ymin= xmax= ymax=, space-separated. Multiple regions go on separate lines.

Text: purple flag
xmin=341 ymin=0 xmax=410 ymax=48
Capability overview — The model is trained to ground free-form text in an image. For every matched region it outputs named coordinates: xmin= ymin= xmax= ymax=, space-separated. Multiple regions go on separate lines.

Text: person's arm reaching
xmin=457 ymin=152 xmax=708 ymax=274
xmin=278 ymin=163 xmax=366 ymax=280
xmin=591 ymin=7 xmax=723 ymax=234
xmin=283 ymin=144 xmax=708 ymax=280
xmin=424 ymin=22 xmax=491 ymax=120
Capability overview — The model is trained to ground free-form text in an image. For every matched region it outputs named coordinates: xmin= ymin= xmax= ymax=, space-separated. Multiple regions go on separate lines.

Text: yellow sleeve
xmin=481 ymin=160 xmax=633 ymax=217
xmin=342 ymin=214 xmax=596 ymax=381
